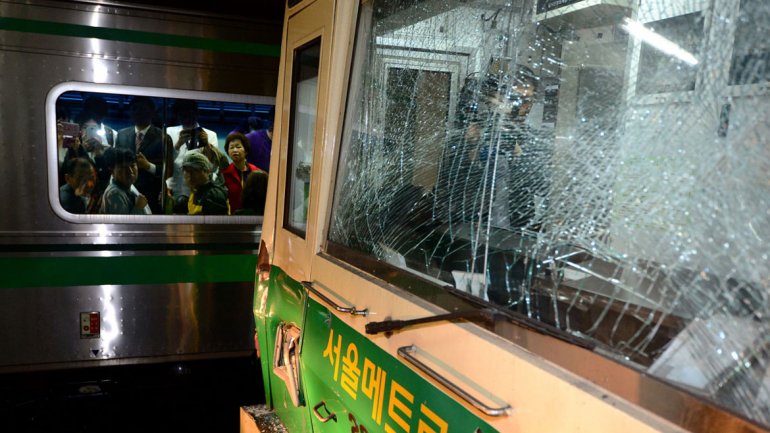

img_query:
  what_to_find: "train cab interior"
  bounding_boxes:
[324,0,770,429]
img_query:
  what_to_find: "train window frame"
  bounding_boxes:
[323,1,770,431]
[626,6,711,106]
[282,37,322,238]
[46,81,275,224]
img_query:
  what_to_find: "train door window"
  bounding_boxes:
[48,83,274,223]
[284,39,321,237]
[327,0,770,429]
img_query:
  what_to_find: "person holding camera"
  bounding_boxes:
[165,99,226,214]
[82,95,117,146]
[61,110,112,199]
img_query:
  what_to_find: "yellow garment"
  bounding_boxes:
[187,191,231,215]
[188,192,203,215]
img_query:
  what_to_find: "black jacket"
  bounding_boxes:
[59,184,86,214]
[115,125,172,213]
[190,178,229,215]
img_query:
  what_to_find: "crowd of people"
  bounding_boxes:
[56,95,270,216]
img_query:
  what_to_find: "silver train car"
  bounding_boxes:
[0,0,280,372]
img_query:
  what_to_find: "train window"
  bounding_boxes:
[284,39,321,237]
[48,83,274,223]
[635,12,705,95]
[328,0,770,428]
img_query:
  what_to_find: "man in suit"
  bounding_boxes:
[115,96,172,214]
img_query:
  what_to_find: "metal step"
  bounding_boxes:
[240,405,288,433]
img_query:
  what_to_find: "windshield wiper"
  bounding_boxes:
[365,308,503,335]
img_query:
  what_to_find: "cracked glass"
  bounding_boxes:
[329,0,770,426]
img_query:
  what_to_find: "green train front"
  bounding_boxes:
[256,0,770,432]
[0,0,280,371]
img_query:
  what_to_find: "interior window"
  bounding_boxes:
[329,0,770,427]
[635,12,705,95]
[53,87,273,220]
[730,0,770,85]
[284,39,321,237]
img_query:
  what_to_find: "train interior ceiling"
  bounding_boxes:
[55,92,276,148]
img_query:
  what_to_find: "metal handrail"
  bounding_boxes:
[301,281,368,316]
[397,345,512,417]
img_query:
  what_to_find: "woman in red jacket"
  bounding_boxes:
[222,132,262,213]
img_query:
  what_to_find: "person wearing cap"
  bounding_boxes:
[166,99,226,214]
[182,152,229,215]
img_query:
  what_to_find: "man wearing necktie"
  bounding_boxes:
[116,96,173,214]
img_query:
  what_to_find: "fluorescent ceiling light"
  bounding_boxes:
[621,17,699,66]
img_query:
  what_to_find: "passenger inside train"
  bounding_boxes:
[59,157,96,215]
[236,170,268,216]
[222,132,261,213]
[82,96,117,146]
[53,91,275,218]
[61,111,111,198]
[115,96,172,214]
[182,151,230,216]
[100,147,150,215]
[228,107,273,172]
[167,99,225,214]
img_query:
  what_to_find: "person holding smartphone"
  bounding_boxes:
[82,95,117,146]
[61,111,112,198]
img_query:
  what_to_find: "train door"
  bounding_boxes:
[255,0,334,432]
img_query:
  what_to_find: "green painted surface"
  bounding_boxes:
[0,17,281,57]
[256,265,495,433]
[0,254,257,288]
[255,266,312,433]
[302,298,498,433]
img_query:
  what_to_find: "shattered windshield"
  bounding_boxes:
[329,0,770,426]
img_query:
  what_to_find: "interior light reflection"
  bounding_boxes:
[92,58,109,83]
[621,17,699,66]
[100,284,120,357]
